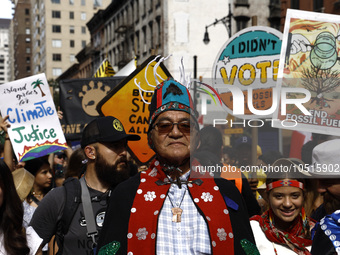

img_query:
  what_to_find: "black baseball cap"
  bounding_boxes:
[81,116,140,148]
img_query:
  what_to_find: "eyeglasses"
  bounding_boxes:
[153,121,196,134]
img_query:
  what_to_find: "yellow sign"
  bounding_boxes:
[224,128,244,134]
[97,56,172,164]
[94,59,115,77]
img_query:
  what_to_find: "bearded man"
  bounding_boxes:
[30,116,140,255]
[96,78,256,255]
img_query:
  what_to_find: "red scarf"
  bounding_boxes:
[250,209,315,255]
[127,159,234,254]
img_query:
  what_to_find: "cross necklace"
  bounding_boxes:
[168,188,187,223]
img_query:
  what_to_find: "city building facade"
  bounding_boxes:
[0,19,11,85]
[10,0,111,81]
[11,0,32,80]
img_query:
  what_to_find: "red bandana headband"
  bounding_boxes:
[266,180,304,191]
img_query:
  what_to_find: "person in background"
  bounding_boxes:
[299,135,325,217]
[222,145,237,166]
[250,158,315,254]
[52,151,67,187]
[0,159,42,255]
[30,116,140,255]
[23,156,52,254]
[309,139,340,255]
[64,147,87,179]
[234,136,262,193]
[0,114,53,228]
[194,125,261,217]
[257,150,284,213]
[23,156,53,226]
[0,115,15,170]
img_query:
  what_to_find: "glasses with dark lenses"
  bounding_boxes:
[154,121,195,134]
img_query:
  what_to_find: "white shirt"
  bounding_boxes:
[0,226,42,255]
[250,220,311,255]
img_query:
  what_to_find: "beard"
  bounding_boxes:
[95,153,131,188]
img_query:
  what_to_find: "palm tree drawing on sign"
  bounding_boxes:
[31,79,46,97]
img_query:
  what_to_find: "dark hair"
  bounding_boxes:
[24,156,50,176]
[259,150,283,165]
[24,156,51,201]
[65,148,87,179]
[197,126,223,156]
[301,140,318,165]
[266,158,307,188]
[0,159,30,254]
[222,146,236,161]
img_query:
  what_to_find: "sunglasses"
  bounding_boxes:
[153,120,196,134]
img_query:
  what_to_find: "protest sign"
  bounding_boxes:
[212,26,282,119]
[0,74,68,162]
[59,77,125,140]
[97,56,172,164]
[273,9,340,136]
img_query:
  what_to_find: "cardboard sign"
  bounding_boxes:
[273,9,340,136]
[212,26,282,119]
[97,56,172,164]
[0,74,68,162]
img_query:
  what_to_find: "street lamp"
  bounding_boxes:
[203,27,210,44]
[203,3,232,44]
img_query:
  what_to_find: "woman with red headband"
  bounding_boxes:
[250,158,315,254]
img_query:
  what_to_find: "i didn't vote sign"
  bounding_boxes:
[0,73,68,162]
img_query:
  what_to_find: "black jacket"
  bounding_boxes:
[96,172,256,254]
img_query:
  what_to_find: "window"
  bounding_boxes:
[52,11,61,18]
[26,37,31,43]
[314,0,323,11]
[52,25,61,33]
[235,16,250,32]
[69,26,75,34]
[25,9,29,15]
[53,68,62,76]
[70,11,74,19]
[70,40,75,47]
[235,0,249,5]
[142,26,147,53]
[26,48,31,54]
[26,28,30,34]
[81,12,86,20]
[156,16,161,46]
[149,22,153,49]
[70,54,75,62]
[53,54,62,61]
[143,0,147,16]
[81,26,86,34]
[26,66,31,72]
[81,40,86,48]
[26,57,30,63]
[81,0,86,6]
[52,39,62,47]
[291,0,299,9]
[51,0,61,3]
[69,0,74,4]
[93,0,102,7]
